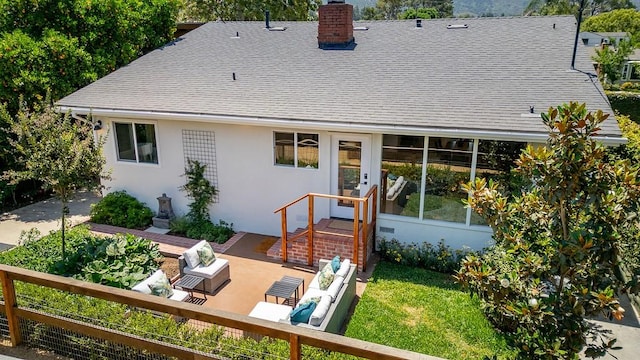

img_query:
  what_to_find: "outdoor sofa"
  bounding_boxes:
[131,269,189,302]
[249,258,356,333]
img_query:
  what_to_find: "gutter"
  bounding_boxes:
[57,106,627,146]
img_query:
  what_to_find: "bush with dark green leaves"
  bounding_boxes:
[607,91,640,123]
[378,238,473,274]
[170,217,234,244]
[89,191,153,229]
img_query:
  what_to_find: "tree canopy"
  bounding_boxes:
[582,8,640,45]
[2,101,109,257]
[457,102,640,358]
[0,0,180,113]
[524,0,636,16]
[361,0,453,20]
[179,0,321,21]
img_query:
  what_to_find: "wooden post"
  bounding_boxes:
[289,333,301,360]
[353,205,360,268]
[362,197,369,272]
[281,209,288,262]
[307,195,314,266]
[0,271,21,346]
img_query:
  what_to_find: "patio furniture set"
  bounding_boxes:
[131,240,356,333]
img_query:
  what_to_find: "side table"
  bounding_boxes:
[174,274,207,302]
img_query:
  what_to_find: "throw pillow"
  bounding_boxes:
[148,274,174,298]
[290,301,317,323]
[197,242,216,266]
[331,255,341,273]
[318,262,335,291]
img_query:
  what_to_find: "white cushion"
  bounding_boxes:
[249,301,292,322]
[326,276,344,302]
[131,269,165,295]
[308,272,322,290]
[335,259,351,278]
[169,289,190,302]
[300,287,326,303]
[309,295,332,326]
[183,240,208,269]
[183,258,229,278]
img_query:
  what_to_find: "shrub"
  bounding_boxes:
[607,90,640,123]
[90,191,153,229]
[378,238,473,274]
[456,103,639,358]
[170,217,234,244]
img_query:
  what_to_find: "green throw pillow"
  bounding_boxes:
[318,262,335,290]
[290,301,317,323]
[331,255,341,273]
[197,242,216,266]
[148,275,174,298]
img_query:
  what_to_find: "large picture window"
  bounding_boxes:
[114,122,158,164]
[380,134,526,226]
[274,132,318,168]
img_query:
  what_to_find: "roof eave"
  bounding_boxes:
[58,106,627,146]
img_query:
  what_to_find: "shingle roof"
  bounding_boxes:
[58,16,621,139]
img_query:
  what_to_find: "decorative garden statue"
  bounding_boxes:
[152,193,175,228]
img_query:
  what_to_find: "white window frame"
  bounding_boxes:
[273,131,319,169]
[113,121,160,165]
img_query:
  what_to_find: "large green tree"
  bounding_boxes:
[593,38,635,82]
[2,102,109,258]
[524,0,635,15]
[582,8,640,45]
[179,0,320,21]
[0,0,180,113]
[362,0,452,20]
[456,102,640,359]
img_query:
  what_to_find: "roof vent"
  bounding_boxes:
[265,10,270,29]
[416,19,422,28]
[353,26,368,31]
[447,24,468,29]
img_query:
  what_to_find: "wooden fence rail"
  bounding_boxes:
[0,264,439,360]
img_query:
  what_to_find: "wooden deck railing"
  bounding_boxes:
[0,264,438,360]
[274,185,378,271]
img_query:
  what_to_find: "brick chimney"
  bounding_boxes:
[317,0,354,49]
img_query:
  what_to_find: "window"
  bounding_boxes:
[422,137,474,223]
[380,135,424,217]
[114,122,158,164]
[274,132,318,168]
[379,134,526,226]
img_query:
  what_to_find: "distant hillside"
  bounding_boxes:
[453,0,530,16]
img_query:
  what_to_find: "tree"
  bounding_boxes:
[399,7,439,19]
[456,102,640,358]
[582,8,640,46]
[524,0,635,16]
[593,38,635,83]
[179,0,320,21]
[2,101,109,258]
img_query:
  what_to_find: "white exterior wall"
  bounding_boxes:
[96,116,495,249]
[98,117,333,236]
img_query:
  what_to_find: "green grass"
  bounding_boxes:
[344,262,514,359]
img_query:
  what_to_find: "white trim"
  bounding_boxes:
[61,106,627,146]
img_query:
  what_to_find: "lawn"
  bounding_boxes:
[344,261,514,359]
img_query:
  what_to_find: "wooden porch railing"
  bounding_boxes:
[0,264,438,360]
[273,185,378,271]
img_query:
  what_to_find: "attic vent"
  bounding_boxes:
[447,24,468,29]
[353,26,368,31]
[379,226,395,234]
[268,27,287,31]
[416,19,422,28]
